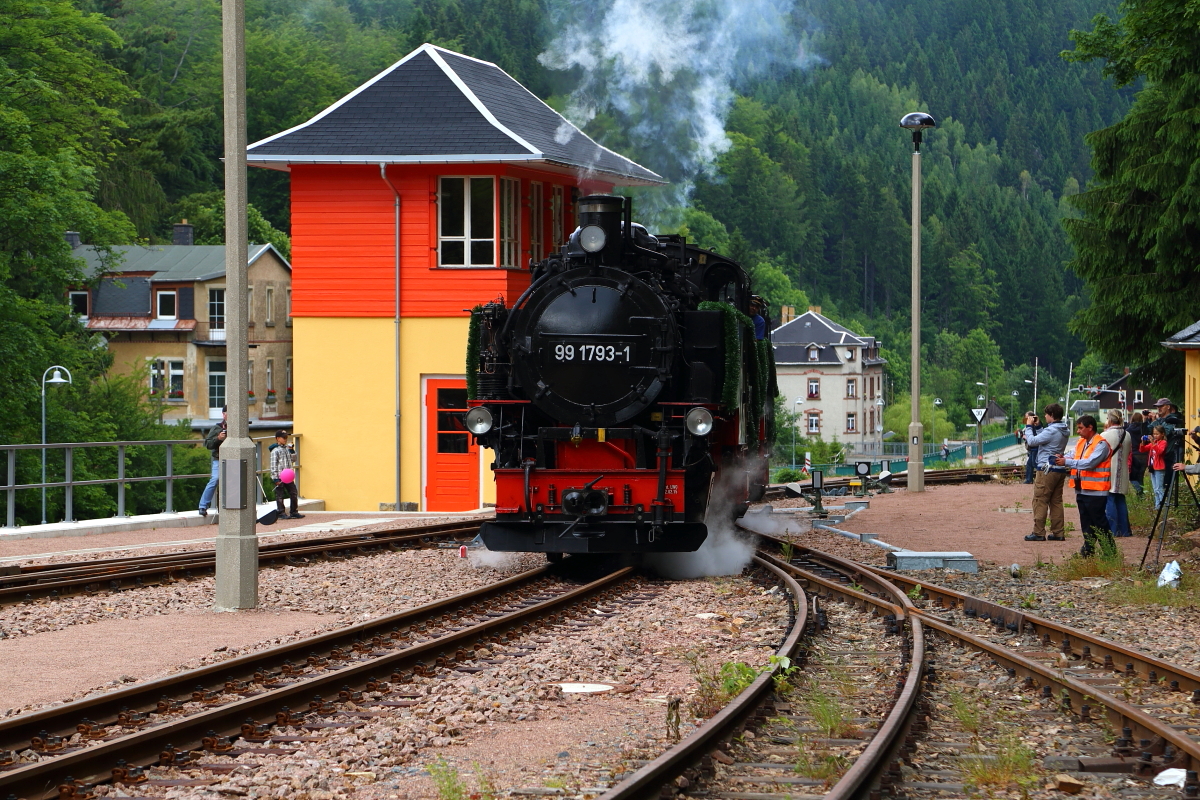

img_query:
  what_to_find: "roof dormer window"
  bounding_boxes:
[845,348,855,361]
[157,290,177,320]
[808,347,819,361]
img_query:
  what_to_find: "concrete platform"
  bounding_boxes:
[0,498,327,541]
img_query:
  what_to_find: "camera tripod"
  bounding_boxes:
[1139,458,1200,569]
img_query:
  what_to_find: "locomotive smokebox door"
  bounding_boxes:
[512,267,677,426]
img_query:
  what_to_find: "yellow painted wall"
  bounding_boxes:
[1187,350,1199,431]
[294,316,495,511]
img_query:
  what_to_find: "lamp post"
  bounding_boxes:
[900,111,935,491]
[41,366,73,524]
[1010,390,1019,425]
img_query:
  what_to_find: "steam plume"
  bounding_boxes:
[540,0,818,224]
[641,471,759,579]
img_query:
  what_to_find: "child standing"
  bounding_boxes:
[269,430,303,520]
[1140,427,1168,508]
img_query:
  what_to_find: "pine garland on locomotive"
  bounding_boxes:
[465,195,777,555]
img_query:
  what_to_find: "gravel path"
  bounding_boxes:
[61,570,791,800]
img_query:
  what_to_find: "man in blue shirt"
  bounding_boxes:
[1023,403,1070,542]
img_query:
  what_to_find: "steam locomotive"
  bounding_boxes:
[465,195,775,556]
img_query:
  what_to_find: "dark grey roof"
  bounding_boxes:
[93,277,151,317]
[246,44,663,186]
[1164,320,1200,348]
[773,311,868,346]
[76,244,282,282]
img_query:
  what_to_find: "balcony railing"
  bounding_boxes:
[193,322,227,342]
[2,434,301,528]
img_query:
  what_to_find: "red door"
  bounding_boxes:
[425,379,479,511]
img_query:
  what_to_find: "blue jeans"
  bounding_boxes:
[1150,469,1166,509]
[199,459,219,511]
[1106,493,1130,536]
[1024,448,1038,483]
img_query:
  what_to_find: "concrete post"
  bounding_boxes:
[215,0,258,610]
[907,147,925,491]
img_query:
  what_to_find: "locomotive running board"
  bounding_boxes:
[479,520,707,554]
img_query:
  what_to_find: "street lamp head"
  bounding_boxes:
[1011,390,1019,397]
[46,369,69,385]
[933,398,942,406]
[900,112,936,130]
[900,112,936,151]
[1024,379,1034,384]
[975,382,985,386]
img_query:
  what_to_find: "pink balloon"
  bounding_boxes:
[280,468,295,484]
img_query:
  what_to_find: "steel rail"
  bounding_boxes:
[761,550,929,800]
[0,565,550,757]
[0,566,635,800]
[0,520,482,605]
[854,561,1200,694]
[768,539,1200,774]
[598,557,806,800]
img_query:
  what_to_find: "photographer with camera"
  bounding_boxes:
[1023,403,1070,542]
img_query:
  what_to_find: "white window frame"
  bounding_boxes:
[69,290,89,318]
[846,347,856,361]
[246,287,254,325]
[208,288,226,340]
[846,378,857,398]
[150,359,183,397]
[247,360,254,401]
[807,378,820,399]
[266,358,274,394]
[157,290,177,320]
[207,358,227,418]
[551,185,564,248]
[286,358,292,396]
[530,181,544,262]
[500,177,520,268]
[807,413,821,434]
[846,412,857,432]
[808,347,819,361]
[1135,389,1144,404]
[285,287,292,325]
[438,176,496,267]
[265,286,275,325]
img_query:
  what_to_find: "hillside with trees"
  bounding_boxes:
[0,0,1141,467]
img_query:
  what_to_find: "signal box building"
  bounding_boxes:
[247,43,662,511]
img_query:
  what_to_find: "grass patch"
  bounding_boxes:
[794,745,851,781]
[947,687,983,734]
[428,758,468,800]
[801,680,858,738]
[1051,536,1125,580]
[1106,572,1200,607]
[961,735,1038,789]
[682,653,761,717]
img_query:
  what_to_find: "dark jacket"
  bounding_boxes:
[203,421,227,460]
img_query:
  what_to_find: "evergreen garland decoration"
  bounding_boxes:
[465,306,483,400]
[697,301,744,409]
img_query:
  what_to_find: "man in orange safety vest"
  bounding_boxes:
[1054,414,1115,557]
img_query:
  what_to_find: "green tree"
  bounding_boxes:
[1062,0,1200,384]
[172,191,292,260]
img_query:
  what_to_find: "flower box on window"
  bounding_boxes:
[285,387,293,403]
[248,390,256,404]
[266,390,277,405]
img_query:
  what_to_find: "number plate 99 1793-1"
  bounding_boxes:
[552,343,634,363]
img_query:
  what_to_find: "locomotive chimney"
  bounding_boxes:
[575,195,625,263]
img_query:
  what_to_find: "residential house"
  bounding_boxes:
[70,225,294,429]
[245,43,662,511]
[1084,370,1154,415]
[1164,322,1200,432]
[772,309,887,449]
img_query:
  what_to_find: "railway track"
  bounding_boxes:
[0,561,647,799]
[600,538,1200,798]
[0,519,482,606]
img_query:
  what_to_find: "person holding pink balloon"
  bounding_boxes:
[269,430,303,520]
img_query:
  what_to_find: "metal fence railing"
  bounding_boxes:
[777,434,1019,480]
[2,434,301,528]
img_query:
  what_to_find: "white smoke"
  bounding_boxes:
[641,471,759,579]
[539,0,820,224]
[467,546,524,571]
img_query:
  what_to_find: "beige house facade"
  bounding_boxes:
[773,310,887,450]
[72,227,294,427]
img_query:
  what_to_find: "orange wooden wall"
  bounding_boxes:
[290,164,614,318]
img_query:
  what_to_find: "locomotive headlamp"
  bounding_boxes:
[685,407,714,436]
[465,406,494,435]
[579,225,607,253]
